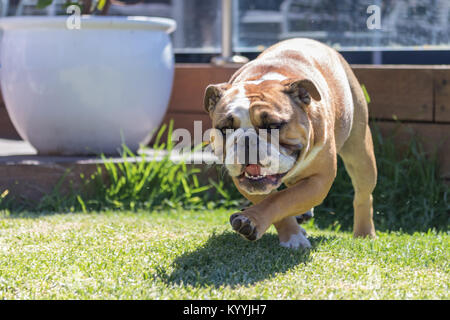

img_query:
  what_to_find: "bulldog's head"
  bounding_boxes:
[204,78,321,195]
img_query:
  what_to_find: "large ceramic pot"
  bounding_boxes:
[0,16,176,155]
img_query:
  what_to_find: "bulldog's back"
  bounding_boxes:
[230,38,355,150]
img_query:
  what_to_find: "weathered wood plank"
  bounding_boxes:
[434,69,450,122]
[167,64,239,113]
[167,65,437,122]
[354,67,434,121]
[161,112,212,132]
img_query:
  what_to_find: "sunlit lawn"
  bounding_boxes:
[0,209,448,299]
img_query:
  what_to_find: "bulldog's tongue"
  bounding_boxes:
[245,164,261,176]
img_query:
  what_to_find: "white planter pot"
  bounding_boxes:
[0,16,176,155]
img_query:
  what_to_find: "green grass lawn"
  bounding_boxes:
[0,209,448,299]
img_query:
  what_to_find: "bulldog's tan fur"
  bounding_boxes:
[204,39,377,248]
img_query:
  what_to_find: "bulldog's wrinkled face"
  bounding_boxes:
[204,78,321,195]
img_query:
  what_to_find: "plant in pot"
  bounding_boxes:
[0,0,176,155]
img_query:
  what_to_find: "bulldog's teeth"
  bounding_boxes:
[244,173,266,180]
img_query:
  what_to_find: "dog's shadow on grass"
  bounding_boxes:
[160,231,334,288]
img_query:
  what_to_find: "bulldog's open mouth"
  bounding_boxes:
[237,164,287,189]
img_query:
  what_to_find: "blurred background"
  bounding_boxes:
[1,0,449,64]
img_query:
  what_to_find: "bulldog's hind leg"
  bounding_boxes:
[296,208,314,224]
[339,124,377,238]
[338,54,377,238]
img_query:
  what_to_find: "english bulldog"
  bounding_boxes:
[204,39,377,248]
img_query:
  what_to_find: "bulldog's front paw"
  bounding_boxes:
[280,227,311,249]
[230,213,258,241]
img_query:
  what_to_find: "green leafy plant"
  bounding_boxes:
[78,123,213,211]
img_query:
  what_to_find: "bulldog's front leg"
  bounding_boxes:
[229,184,271,242]
[230,169,335,248]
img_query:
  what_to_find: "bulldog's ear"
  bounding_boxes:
[203,83,230,113]
[282,78,321,105]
